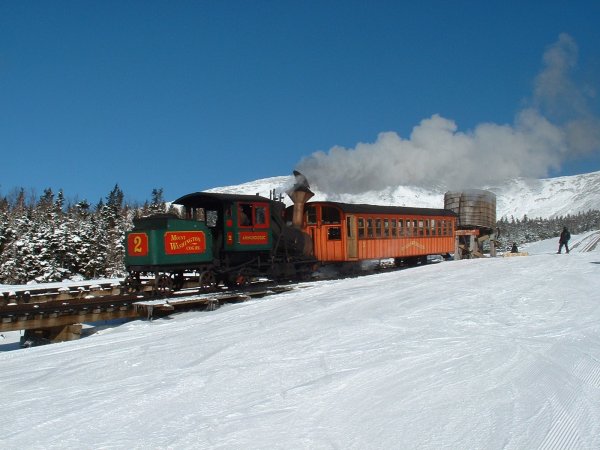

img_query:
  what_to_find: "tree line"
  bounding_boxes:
[0,185,169,285]
[496,210,600,250]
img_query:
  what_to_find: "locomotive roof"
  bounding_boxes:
[301,201,457,217]
[173,192,274,208]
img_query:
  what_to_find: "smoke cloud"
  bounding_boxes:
[296,33,600,194]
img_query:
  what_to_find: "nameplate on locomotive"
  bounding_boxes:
[239,231,269,245]
[164,231,206,254]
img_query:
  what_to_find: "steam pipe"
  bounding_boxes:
[286,171,314,229]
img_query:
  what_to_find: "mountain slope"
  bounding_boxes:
[206,171,600,220]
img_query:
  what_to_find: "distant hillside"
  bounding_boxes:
[206,171,600,220]
[486,171,600,219]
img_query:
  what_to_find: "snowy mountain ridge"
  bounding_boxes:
[206,170,600,220]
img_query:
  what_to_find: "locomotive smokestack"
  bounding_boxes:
[286,170,314,228]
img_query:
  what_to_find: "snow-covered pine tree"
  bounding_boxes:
[99,184,129,277]
[149,188,166,214]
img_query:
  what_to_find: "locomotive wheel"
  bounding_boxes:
[156,274,173,295]
[225,269,251,287]
[198,271,217,291]
[234,269,253,287]
[123,274,141,294]
[172,272,185,291]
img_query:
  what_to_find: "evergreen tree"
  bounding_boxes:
[31,188,69,282]
[99,184,129,277]
[149,188,166,214]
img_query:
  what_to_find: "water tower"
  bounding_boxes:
[444,190,497,259]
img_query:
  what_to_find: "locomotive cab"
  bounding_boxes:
[173,192,314,275]
[174,192,274,261]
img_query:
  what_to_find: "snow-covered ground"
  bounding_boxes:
[1,231,600,449]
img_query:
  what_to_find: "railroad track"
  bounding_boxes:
[0,259,420,346]
[0,279,294,342]
[576,230,600,253]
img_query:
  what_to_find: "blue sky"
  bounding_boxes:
[1,1,600,203]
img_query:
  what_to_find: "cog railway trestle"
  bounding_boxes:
[0,279,293,346]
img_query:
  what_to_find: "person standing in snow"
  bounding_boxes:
[557,226,571,254]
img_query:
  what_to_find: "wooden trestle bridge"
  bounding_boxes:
[0,280,291,346]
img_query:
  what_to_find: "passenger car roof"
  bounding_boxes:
[301,201,457,217]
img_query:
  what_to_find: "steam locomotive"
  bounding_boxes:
[124,172,457,293]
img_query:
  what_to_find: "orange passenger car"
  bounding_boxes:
[287,202,456,265]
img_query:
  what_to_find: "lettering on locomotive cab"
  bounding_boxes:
[239,231,269,245]
[164,231,206,255]
[127,233,148,257]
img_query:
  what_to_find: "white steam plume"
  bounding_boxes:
[296,33,600,193]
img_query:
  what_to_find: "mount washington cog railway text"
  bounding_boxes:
[165,232,206,254]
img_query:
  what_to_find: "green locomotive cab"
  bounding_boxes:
[173,192,275,258]
[229,200,273,251]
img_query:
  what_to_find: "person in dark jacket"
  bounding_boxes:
[557,226,571,254]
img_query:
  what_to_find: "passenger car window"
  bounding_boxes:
[322,206,341,224]
[367,219,374,237]
[306,205,317,225]
[327,227,341,240]
[358,218,365,238]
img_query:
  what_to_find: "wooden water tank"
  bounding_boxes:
[444,190,496,229]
